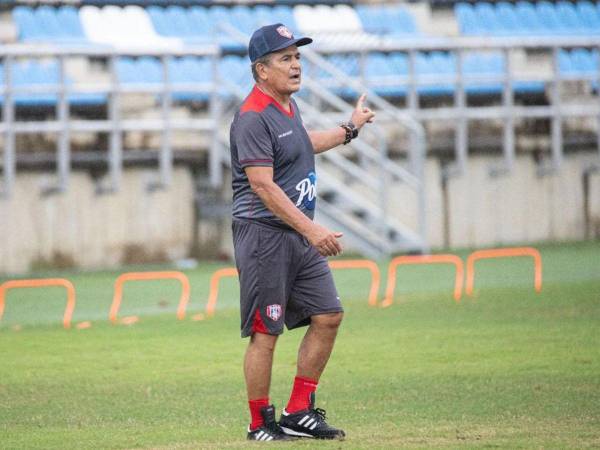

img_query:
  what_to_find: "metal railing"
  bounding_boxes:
[315,36,600,177]
[0,43,221,197]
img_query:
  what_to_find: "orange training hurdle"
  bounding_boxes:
[382,254,464,307]
[0,278,76,329]
[465,247,542,296]
[328,259,381,307]
[109,271,191,324]
[206,267,238,318]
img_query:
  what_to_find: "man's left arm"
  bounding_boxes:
[308,94,376,154]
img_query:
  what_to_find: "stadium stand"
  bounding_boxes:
[115,55,252,102]
[3,2,598,106]
[0,59,106,107]
[3,2,597,110]
[79,5,183,50]
[455,1,600,36]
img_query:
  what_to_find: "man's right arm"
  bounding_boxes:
[245,166,343,257]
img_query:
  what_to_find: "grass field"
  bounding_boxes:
[1,242,599,449]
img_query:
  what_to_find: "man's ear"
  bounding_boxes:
[256,63,268,82]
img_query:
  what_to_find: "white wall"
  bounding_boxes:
[0,153,598,274]
[0,168,194,274]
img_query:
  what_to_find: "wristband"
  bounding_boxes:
[340,121,359,145]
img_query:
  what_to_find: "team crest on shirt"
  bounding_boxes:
[276,26,293,39]
[295,171,317,211]
[266,304,282,321]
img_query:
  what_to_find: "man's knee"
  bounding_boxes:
[311,312,344,330]
[249,332,278,353]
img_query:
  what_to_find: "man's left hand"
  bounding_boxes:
[351,94,376,129]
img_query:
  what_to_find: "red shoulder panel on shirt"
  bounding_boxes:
[240,85,294,118]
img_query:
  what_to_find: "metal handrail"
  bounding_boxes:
[0,44,221,197]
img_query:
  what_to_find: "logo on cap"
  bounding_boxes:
[276,26,293,39]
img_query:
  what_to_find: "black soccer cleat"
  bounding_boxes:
[279,393,346,440]
[247,404,294,441]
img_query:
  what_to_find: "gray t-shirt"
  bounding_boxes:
[230,85,317,229]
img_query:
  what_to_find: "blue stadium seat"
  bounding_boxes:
[463,53,503,95]
[474,3,503,35]
[220,55,253,97]
[12,6,89,44]
[496,2,527,36]
[457,1,598,37]
[388,5,419,36]
[117,57,162,85]
[148,6,212,44]
[146,6,170,36]
[537,1,572,34]
[57,6,88,41]
[355,4,419,37]
[365,53,407,98]
[556,1,586,34]
[187,7,213,41]
[576,1,600,33]
[164,6,196,38]
[169,56,212,102]
[0,60,104,107]
[270,6,297,34]
[230,5,257,36]
[253,4,274,27]
[455,3,484,35]
[13,7,46,41]
[515,2,547,35]
[558,48,600,93]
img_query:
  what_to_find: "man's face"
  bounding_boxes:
[259,45,302,95]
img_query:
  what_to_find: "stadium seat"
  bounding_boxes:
[0,59,105,107]
[365,53,406,98]
[355,4,419,37]
[169,56,213,102]
[496,2,526,36]
[455,3,483,35]
[456,1,598,36]
[576,1,600,33]
[220,55,253,97]
[80,6,182,50]
[13,6,89,44]
[474,2,503,35]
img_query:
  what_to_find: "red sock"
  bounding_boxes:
[248,398,269,430]
[286,376,318,413]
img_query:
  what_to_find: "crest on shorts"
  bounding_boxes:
[276,26,293,39]
[266,304,282,321]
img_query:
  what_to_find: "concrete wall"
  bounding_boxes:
[0,153,598,274]
[0,168,194,274]
[445,153,600,248]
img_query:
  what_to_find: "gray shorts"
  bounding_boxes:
[232,218,343,338]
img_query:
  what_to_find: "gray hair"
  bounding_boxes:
[251,53,274,82]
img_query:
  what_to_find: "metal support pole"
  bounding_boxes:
[451,48,467,178]
[407,50,420,176]
[44,55,70,195]
[407,50,418,112]
[549,46,563,173]
[208,53,223,187]
[149,54,173,191]
[493,47,515,176]
[1,56,15,198]
[597,45,600,164]
[100,54,122,194]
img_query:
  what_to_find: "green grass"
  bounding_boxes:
[1,242,599,449]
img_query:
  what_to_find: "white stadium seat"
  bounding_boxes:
[80,5,182,50]
[293,4,378,49]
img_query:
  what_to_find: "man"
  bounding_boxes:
[229,23,375,441]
